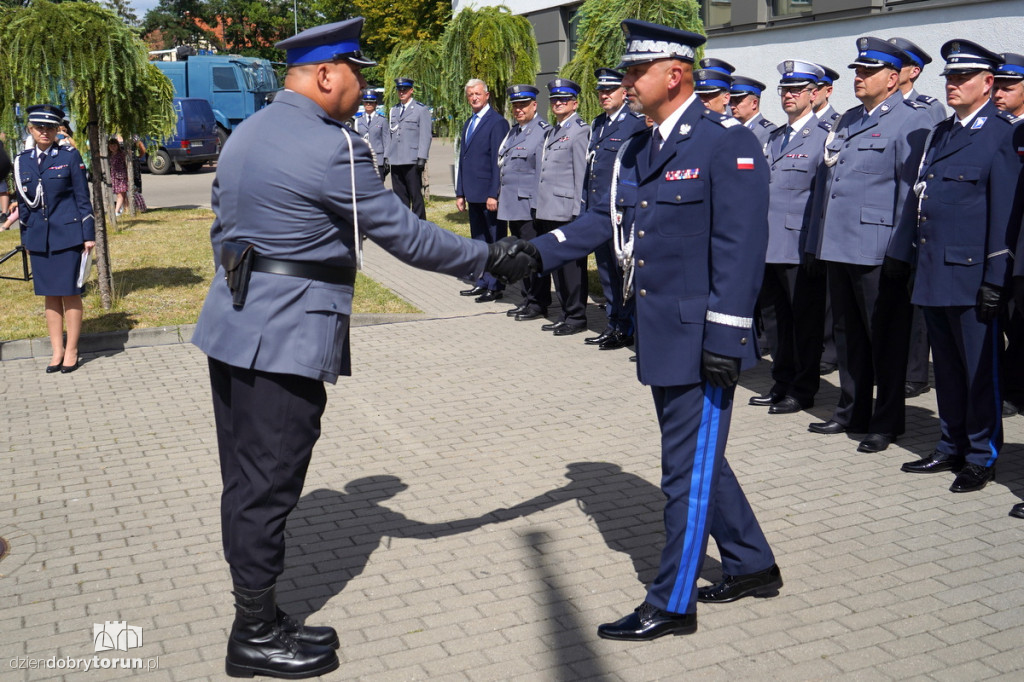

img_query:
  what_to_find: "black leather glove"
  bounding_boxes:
[801,253,825,278]
[1014,277,1024,313]
[701,350,741,389]
[881,256,911,280]
[485,237,541,283]
[975,283,1005,323]
[415,158,427,172]
[381,160,390,178]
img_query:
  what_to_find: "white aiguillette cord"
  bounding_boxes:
[339,126,362,271]
[13,155,45,210]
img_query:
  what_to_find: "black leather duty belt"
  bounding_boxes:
[252,254,356,286]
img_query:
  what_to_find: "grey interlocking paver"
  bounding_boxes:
[3,235,1024,681]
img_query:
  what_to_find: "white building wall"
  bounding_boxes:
[707,0,1024,124]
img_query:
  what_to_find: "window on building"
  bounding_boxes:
[702,0,732,28]
[772,0,812,19]
[565,3,583,59]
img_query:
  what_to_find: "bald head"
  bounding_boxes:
[284,60,366,122]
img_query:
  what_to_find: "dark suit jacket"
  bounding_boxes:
[533,98,769,387]
[456,106,509,203]
[15,145,94,253]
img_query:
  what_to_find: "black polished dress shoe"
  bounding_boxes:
[808,419,847,435]
[768,396,809,414]
[749,391,782,407]
[598,332,633,350]
[857,433,895,453]
[901,451,965,474]
[460,286,486,297]
[697,564,783,603]
[596,602,697,641]
[506,303,528,317]
[541,321,565,332]
[905,381,931,398]
[475,290,504,303]
[515,309,545,321]
[819,361,837,376]
[1010,503,1024,519]
[950,463,994,493]
[553,323,586,336]
[584,329,614,345]
[1002,401,1022,417]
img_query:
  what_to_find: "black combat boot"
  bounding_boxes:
[225,584,339,679]
[276,608,339,649]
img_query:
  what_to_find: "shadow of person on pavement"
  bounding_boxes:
[279,476,499,617]
[490,461,722,587]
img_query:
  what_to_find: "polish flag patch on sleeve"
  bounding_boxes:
[736,157,755,170]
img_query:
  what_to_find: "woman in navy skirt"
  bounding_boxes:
[15,105,95,373]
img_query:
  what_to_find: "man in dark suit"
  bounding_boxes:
[513,19,781,641]
[192,18,532,678]
[456,79,511,303]
[804,37,931,454]
[583,67,647,350]
[895,40,1024,493]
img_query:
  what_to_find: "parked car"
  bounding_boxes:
[145,97,220,175]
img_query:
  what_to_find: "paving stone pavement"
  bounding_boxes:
[3,238,1024,681]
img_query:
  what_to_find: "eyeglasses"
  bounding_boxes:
[777,86,814,96]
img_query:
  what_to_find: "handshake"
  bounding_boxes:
[485,236,543,284]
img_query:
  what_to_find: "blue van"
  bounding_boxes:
[146,97,219,174]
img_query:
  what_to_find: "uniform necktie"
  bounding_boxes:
[780,125,793,151]
[466,114,479,144]
[649,128,661,164]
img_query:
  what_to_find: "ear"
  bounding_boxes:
[315,63,334,92]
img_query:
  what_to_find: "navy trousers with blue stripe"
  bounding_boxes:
[648,382,775,615]
[924,306,1002,467]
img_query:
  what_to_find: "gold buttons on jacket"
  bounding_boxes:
[640,200,648,208]
[639,289,647,297]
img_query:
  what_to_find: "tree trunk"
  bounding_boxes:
[87,88,113,310]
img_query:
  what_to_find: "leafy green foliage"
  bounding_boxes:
[204,0,297,61]
[560,0,704,122]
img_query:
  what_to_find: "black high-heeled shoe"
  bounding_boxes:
[45,363,62,374]
[60,358,81,374]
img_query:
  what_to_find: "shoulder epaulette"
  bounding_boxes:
[630,111,645,120]
[759,119,775,129]
[537,119,551,129]
[916,94,938,105]
[904,99,928,110]
[818,118,834,133]
[575,117,588,127]
[704,110,739,127]
[996,109,1016,123]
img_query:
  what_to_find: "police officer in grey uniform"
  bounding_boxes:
[355,88,388,178]
[813,65,842,124]
[889,37,948,126]
[387,77,432,218]
[694,68,732,114]
[805,37,931,454]
[749,61,830,415]
[534,79,592,335]
[191,18,533,679]
[498,84,551,320]
[730,76,777,148]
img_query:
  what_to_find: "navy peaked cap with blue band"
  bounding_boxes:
[816,65,840,85]
[361,88,380,101]
[699,57,735,75]
[694,69,732,94]
[547,79,580,98]
[595,68,625,89]
[508,84,539,101]
[778,60,825,86]
[275,17,376,67]
[995,52,1024,80]
[617,19,706,69]
[395,77,414,88]
[27,104,64,126]
[730,76,766,96]
[940,39,1001,75]
[887,37,932,69]
[848,36,909,71]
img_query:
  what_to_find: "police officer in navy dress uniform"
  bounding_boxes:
[511,19,782,641]
[804,37,931,454]
[534,79,592,336]
[191,18,533,678]
[895,40,1024,494]
[730,76,777,148]
[387,77,432,218]
[354,88,389,178]
[584,67,647,350]
[456,79,511,302]
[15,104,95,374]
[749,61,831,415]
[694,68,733,114]
[496,84,551,320]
